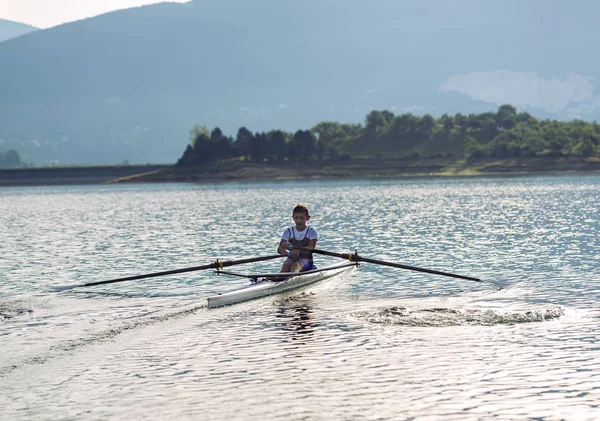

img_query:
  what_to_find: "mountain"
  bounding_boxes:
[0,0,599,164]
[0,19,38,42]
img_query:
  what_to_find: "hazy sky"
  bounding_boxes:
[1,0,189,29]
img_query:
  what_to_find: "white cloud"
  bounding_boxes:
[237,104,289,116]
[439,70,597,113]
[403,105,427,113]
[1,0,190,29]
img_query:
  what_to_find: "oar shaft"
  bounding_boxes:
[291,246,483,283]
[357,256,482,282]
[77,254,285,288]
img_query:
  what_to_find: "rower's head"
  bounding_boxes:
[292,204,310,226]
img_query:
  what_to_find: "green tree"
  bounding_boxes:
[177,126,213,165]
[290,130,316,161]
[0,149,22,168]
[267,130,289,161]
[365,110,394,134]
[389,113,418,150]
[248,132,267,162]
[190,125,210,147]
[234,127,254,160]
[418,114,435,140]
[210,127,233,160]
[496,104,517,130]
[440,113,453,135]
[464,134,485,159]
[311,121,344,161]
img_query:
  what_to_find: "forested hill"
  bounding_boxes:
[178,106,600,165]
[1,0,600,164]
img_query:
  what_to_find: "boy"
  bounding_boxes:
[277,204,318,273]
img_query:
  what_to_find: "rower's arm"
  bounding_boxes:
[299,239,318,258]
[277,239,289,256]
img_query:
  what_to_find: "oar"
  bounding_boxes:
[50,254,286,291]
[290,246,502,286]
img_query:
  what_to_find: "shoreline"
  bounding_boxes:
[1,157,599,187]
[0,164,168,187]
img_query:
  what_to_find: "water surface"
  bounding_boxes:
[1,176,599,420]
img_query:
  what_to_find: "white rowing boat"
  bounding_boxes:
[207,261,358,308]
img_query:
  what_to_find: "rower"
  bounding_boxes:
[277,204,319,274]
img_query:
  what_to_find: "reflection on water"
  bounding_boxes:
[275,298,317,343]
[1,176,600,420]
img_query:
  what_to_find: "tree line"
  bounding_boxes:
[177,105,600,166]
[0,149,22,168]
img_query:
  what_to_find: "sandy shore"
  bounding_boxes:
[0,165,168,187]
[1,157,599,187]
[111,156,600,183]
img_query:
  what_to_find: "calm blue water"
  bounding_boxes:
[1,175,599,420]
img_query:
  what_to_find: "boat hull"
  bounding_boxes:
[207,261,357,308]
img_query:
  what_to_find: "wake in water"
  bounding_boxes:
[0,299,35,321]
[358,305,565,327]
[0,297,209,378]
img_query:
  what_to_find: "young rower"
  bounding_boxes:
[277,204,318,273]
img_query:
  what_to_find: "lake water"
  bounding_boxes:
[1,175,599,420]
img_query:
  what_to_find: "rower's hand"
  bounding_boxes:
[286,244,301,257]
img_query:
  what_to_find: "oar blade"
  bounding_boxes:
[483,279,510,289]
[48,284,85,292]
